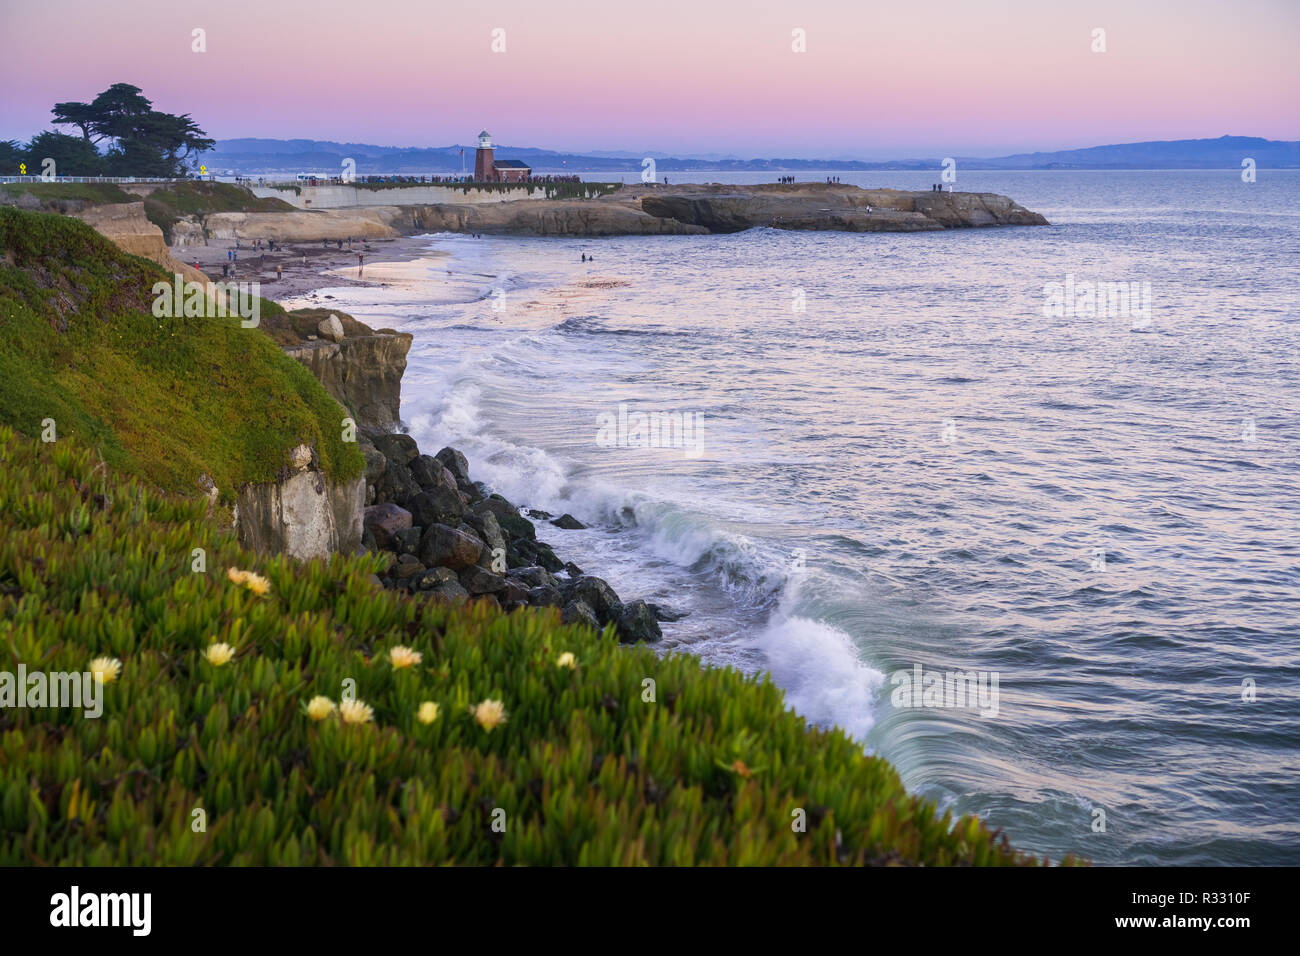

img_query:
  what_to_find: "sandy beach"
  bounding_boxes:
[176,233,443,301]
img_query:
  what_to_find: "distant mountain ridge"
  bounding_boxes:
[204,135,1300,174]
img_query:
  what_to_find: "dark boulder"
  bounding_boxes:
[373,458,421,507]
[414,566,459,590]
[363,503,412,551]
[459,566,508,595]
[410,454,458,493]
[408,485,466,528]
[435,446,472,486]
[418,523,483,570]
[358,436,388,486]
[392,525,423,557]
[500,580,530,606]
[650,603,687,622]
[570,576,622,625]
[424,578,469,604]
[527,585,564,608]
[464,510,507,560]
[506,566,557,589]
[550,513,586,530]
[496,511,536,542]
[373,432,419,465]
[562,600,601,631]
[616,599,663,644]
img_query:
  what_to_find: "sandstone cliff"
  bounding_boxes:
[70,202,207,282]
[153,182,1049,243]
[282,326,412,432]
[234,443,365,559]
[408,201,707,236]
[636,183,1049,232]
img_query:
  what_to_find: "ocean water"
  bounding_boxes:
[308,170,1300,865]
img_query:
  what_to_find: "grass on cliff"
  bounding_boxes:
[257,306,394,349]
[0,183,135,206]
[140,182,295,243]
[0,206,362,502]
[0,428,1040,866]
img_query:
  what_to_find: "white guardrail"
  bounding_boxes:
[0,176,188,184]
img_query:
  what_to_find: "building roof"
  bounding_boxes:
[493,159,531,169]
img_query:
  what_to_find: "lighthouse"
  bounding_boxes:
[473,130,494,181]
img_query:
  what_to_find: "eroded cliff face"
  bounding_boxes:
[637,184,1050,233]
[234,444,364,559]
[202,207,405,241]
[70,202,207,282]
[283,329,412,432]
[409,201,707,236]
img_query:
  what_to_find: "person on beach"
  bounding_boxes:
[276,264,283,281]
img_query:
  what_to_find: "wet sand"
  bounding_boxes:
[175,235,444,302]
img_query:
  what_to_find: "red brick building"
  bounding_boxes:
[473,130,531,182]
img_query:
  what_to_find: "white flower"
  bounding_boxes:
[389,645,422,670]
[339,698,375,725]
[471,699,507,732]
[306,696,336,721]
[204,643,235,666]
[88,657,122,684]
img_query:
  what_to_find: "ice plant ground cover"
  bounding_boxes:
[0,207,363,504]
[0,430,1046,865]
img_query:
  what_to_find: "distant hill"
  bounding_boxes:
[202,135,1300,174]
[972,136,1300,169]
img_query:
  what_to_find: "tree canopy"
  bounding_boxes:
[9,83,215,177]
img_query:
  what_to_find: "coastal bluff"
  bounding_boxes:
[407,182,1049,236]
[153,182,1049,242]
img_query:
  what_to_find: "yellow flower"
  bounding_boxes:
[305,696,336,721]
[88,657,122,684]
[471,698,507,732]
[339,698,374,725]
[389,645,422,669]
[227,567,271,596]
[204,643,235,666]
[417,701,439,724]
[556,652,577,670]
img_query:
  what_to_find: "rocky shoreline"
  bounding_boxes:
[357,427,665,644]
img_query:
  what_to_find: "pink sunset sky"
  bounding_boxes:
[0,0,1296,158]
